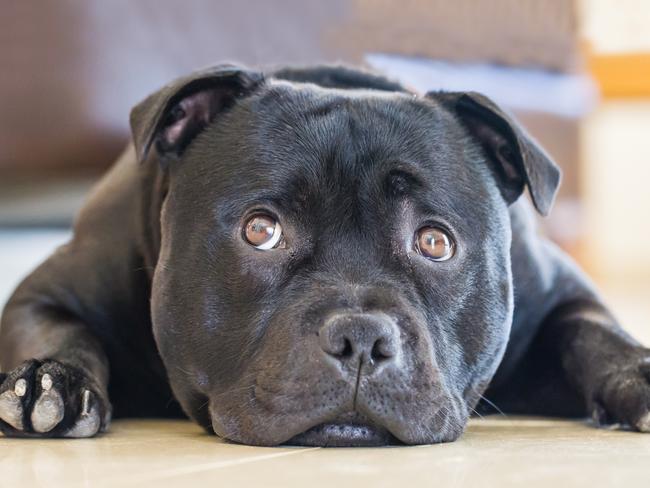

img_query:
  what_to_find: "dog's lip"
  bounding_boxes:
[285,420,399,447]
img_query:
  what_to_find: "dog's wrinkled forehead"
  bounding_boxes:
[186,81,488,224]
[252,81,467,177]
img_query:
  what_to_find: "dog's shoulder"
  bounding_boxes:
[509,197,597,324]
[510,197,566,303]
[75,145,141,232]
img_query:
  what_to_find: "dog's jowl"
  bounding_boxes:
[1,64,649,446]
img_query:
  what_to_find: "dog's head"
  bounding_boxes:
[130,64,560,446]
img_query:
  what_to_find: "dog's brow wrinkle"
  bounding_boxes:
[386,172,411,197]
[305,99,345,118]
[384,165,425,198]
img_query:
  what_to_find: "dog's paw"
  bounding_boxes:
[589,349,650,433]
[0,359,111,438]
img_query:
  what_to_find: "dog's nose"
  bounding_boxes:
[318,313,400,368]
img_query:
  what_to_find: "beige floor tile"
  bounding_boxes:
[2,417,650,488]
[1,419,313,487]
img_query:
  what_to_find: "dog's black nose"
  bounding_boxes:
[318,313,400,368]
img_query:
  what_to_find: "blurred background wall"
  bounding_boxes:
[0,0,649,301]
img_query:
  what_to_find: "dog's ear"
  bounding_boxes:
[130,64,263,163]
[431,91,561,216]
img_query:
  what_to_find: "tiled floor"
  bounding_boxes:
[1,230,649,487]
[2,418,650,487]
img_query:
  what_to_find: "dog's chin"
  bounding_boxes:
[285,421,399,447]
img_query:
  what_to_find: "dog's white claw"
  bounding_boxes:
[65,390,100,438]
[81,389,91,416]
[41,373,53,391]
[636,412,650,432]
[0,388,24,430]
[14,378,27,397]
[31,388,64,433]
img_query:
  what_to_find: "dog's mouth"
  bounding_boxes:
[285,412,400,447]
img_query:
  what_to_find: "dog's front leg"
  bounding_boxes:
[0,298,111,438]
[539,299,650,431]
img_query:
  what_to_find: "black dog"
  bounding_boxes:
[1,64,649,446]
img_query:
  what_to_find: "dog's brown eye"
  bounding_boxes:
[243,214,283,250]
[415,226,454,261]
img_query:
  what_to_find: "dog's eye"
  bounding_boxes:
[415,226,454,261]
[243,214,284,250]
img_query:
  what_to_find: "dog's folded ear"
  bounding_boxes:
[431,91,561,216]
[130,64,263,163]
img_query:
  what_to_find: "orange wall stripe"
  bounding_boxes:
[588,53,650,98]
